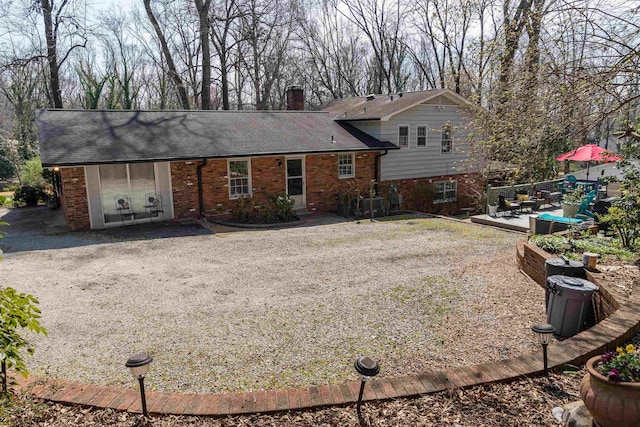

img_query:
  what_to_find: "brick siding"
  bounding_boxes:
[390,172,484,215]
[306,152,377,212]
[172,153,380,220]
[60,167,90,231]
[170,161,200,218]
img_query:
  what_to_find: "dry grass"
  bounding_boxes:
[5,217,543,394]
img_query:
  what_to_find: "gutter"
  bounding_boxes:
[197,159,208,218]
[374,150,389,184]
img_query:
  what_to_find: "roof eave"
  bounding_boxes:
[42,146,398,168]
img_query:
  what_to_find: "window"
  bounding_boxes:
[398,125,409,148]
[228,159,251,198]
[441,125,453,154]
[338,153,355,178]
[99,163,156,224]
[417,126,427,147]
[434,181,457,203]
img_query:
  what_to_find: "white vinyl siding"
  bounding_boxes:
[434,181,457,203]
[365,104,474,181]
[338,153,355,178]
[417,126,427,147]
[228,159,251,198]
[398,125,409,148]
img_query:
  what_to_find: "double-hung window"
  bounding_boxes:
[434,181,457,203]
[417,126,427,147]
[338,153,355,178]
[441,125,453,154]
[228,159,251,198]
[398,125,409,148]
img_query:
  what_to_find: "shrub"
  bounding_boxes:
[13,185,47,207]
[231,195,256,222]
[0,286,47,392]
[267,193,295,221]
[529,234,568,254]
[18,158,45,188]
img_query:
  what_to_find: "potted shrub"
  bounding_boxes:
[580,345,640,427]
[561,189,583,217]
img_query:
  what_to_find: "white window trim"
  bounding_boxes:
[441,125,453,155]
[227,158,252,199]
[416,125,427,148]
[398,124,410,148]
[433,180,457,203]
[338,153,355,179]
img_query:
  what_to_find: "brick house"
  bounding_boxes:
[37,88,480,231]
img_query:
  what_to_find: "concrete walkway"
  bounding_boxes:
[12,266,640,417]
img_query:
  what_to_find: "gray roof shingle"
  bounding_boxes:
[322,89,469,121]
[37,110,396,167]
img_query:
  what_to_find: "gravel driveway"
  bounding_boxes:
[2,211,544,394]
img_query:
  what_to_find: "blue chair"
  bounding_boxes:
[576,190,597,219]
[563,175,577,191]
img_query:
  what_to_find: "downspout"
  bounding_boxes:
[374,150,388,184]
[197,159,207,218]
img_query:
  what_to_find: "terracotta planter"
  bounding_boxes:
[580,356,640,427]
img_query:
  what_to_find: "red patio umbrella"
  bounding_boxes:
[556,144,622,180]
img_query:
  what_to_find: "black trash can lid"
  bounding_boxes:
[545,257,583,269]
[547,275,598,292]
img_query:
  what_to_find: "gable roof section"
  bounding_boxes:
[37,110,397,167]
[323,89,470,122]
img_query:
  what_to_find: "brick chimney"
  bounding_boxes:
[286,86,304,111]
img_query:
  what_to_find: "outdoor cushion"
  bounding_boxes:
[538,213,584,224]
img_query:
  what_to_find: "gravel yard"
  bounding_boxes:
[2,214,544,394]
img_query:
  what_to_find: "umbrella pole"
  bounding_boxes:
[586,161,590,182]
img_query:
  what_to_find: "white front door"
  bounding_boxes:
[286,157,305,209]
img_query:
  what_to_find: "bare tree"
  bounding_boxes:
[143,0,191,109]
[238,0,295,110]
[210,0,241,110]
[335,0,409,94]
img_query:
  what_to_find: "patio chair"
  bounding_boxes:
[563,175,577,191]
[114,195,133,224]
[143,193,164,221]
[498,194,520,216]
[575,190,597,219]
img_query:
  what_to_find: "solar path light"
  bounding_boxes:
[354,356,379,427]
[532,323,555,374]
[125,353,153,418]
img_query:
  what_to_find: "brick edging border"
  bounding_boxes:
[11,242,640,417]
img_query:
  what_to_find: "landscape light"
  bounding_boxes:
[532,323,555,374]
[354,356,379,427]
[125,353,153,418]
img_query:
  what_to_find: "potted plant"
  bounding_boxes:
[561,189,583,217]
[580,345,640,427]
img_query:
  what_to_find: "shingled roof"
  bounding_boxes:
[37,109,397,167]
[322,89,469,121]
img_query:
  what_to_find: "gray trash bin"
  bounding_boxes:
[545,256,586,279]
[546,275,598,337]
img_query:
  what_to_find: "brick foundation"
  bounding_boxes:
[60,167,90,231]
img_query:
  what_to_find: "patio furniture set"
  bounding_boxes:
[495,190,561,217]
